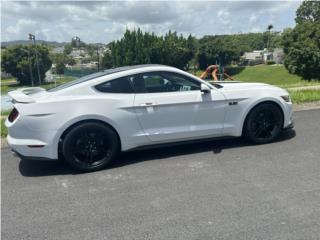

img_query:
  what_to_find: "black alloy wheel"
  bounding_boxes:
[62,122,119,171]
[244,103,283,144]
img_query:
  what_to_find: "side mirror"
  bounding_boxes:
[200,83,211,93]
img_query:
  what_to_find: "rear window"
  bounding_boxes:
[47,66,140,92]
[94,77,134,93]
[48,72,108,92]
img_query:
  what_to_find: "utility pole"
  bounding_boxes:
[27,44,34,87]
[96,46,100,71]
[72,36,81,77]
[29,33,41,85]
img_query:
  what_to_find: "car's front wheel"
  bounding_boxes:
[62,122,119,171]
[244,103,283,144]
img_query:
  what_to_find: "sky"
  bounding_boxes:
[1,1,302,44]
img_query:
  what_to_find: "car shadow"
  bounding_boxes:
[110,129,296,169]
[19,159,76,177]
[19,129,296,177]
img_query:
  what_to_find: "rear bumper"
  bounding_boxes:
[6,135,56,161]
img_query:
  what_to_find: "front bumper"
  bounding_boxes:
[282,101,294,129]
[284,120,294,129]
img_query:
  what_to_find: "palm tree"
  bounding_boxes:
[267,24,274,50]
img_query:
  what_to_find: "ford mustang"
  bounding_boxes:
[6,65,294,171]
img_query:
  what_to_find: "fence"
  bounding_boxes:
[64,68,98,78]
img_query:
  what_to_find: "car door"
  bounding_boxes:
[132,71,226,143]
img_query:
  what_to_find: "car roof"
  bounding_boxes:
[101,64,166,74]
[48,64,172,92]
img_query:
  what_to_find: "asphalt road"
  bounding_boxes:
[2,109,320,240]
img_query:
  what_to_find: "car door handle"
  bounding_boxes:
[140,102,155,106]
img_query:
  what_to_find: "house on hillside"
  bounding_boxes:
[242,50,264,65]
[52,46,64,54]
[242,48,284,65]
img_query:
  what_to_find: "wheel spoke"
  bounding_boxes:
[254,126,265,137]
[69,127,112,167]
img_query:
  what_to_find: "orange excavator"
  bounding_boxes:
[199,65,234,81]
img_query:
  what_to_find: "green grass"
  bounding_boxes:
[1,76,76,94]
[1,111,9,137]
[192,65,320,88]
[1,119,7,137]
[1,110,11,116]
[233,65,320,88]
[288,89,320,104]
[1,77,17,84]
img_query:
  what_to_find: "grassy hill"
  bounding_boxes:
[233,65,319,88]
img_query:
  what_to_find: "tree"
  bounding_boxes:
[54,54,66,75]
[1,45,52,85]
[197,35,243,69]
[101,29,196,70]
[283,0,320,80]
[66,57,76,66]
[282,22,320,80]
[101,52,113,69]
[295,0,320,24]
[63,43,72,55]
[267,24,274,31]
[267,24,274,50]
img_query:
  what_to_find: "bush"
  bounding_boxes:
[224,66,245,76]
[266,61,276,65]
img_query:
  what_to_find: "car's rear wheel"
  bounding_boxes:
[62,122,119,171]
[244,103,283,144]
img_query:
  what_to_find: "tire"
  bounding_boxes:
[62,122,120,172]
[244,103,283,144]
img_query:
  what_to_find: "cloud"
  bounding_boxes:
[1,1,301,43]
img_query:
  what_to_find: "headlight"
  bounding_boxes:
[281,95,291,102]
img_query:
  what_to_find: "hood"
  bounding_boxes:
[215,82,271,91]
[210,81,288,101]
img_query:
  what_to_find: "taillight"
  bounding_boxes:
[8,108,19,122]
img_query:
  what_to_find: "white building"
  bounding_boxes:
[52,46,64,54]
[242,48,284,65]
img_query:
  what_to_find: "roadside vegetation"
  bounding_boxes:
[1,119,7,137]
[1,76,75,94]
[232,65,320,88]
[288,89,320,104]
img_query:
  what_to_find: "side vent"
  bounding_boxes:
[228,102,238,106]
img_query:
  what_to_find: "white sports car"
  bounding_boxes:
[6,65,294,171]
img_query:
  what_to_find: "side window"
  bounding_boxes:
[95,76,134,93]
[131,72,201,93]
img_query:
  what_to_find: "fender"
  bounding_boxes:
[50,114,123,159]
[238,97,286,136]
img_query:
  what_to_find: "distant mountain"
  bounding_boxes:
[1,40,68,47]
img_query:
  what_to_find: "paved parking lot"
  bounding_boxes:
[2,109,320,240]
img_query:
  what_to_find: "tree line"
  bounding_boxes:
[102,29,197,70]
[1,0,319,85]
[101,29,283,71]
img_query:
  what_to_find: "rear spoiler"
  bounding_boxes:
[8,87,46,103]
